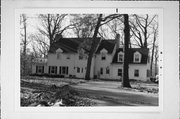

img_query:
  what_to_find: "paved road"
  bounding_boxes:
[72,81,158,106]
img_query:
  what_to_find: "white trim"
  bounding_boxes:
[56,48,63,53]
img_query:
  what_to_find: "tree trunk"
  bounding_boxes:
[22,15,27,76]
[85,14,102,80]
[122,14,131,88]
[150,31,156,77]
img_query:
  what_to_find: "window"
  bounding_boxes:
[62,67,66,74]
[134,54,140,62]
[59,66,68,75]
[36,66,44,74]
[79,55,83,60]
[147,70,150,77]
[134,52,141,63]
[118,52,124,62]
[106,67,110,74]
[100,68,103,75]
[67,55,70,59]
[101,53,106,60]
[57,52,61,59]
[77,67,80,73]
[81,68,83,73]
[134,69,139,77]
[118,69,122,76]
[49,66,57,74]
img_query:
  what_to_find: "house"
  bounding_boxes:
[32,35,150,81]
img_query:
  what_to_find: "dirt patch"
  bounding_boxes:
[21,80,96,106]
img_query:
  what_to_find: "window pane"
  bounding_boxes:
[77,67,80,73]
[57,53,61,59]
[62,67,66,74]
[59,66,61,74]
[118,69,122,76]
[66,67,68,75]
[100,68,103,74]
[101,53,106,60]
[135,54,140,62]
[81,68,83,73]
[118,54,123,62]
[67,55,70,59]
[106,67,109,74]
[134,69,139,77]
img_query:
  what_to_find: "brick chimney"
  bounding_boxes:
[115,34,120,49]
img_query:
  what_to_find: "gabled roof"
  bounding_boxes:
[95,40,116,54]
[49,37,101,53]
[49,38,86,53]
[112,48,149,64]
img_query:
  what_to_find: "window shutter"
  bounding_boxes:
[55,67,57,74]
[66,67,68,74]
[36,66,38,73]
[42,66,44,73]
[59,66,61,74]
[49,66,50,74]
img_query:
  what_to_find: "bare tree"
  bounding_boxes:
[84,14,123,80]
[30,34,49,58]
[150,25,158,76]
[38,14,74,48]
[71,14,98,38]
[130,14,157,48]
[154,45,159,76]
[20,14,28,75]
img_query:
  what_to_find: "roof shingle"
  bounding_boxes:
[95,40,116,54]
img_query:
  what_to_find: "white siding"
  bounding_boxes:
[47,53,94,78]
[111,64,150,81]
[32,51,150,81]
[129,64,149,81]
[111,64,123,80]
[48,53,76,77]
[94,54,113,79]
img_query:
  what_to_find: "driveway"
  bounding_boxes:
[72,80,158,106]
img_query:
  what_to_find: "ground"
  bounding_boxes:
[21,76,158,107]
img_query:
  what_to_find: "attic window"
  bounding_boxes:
[79,55,83,60]
[134,52,141,63]
[101,53,106,60]
[100,48,107,60]
[57,52,61,59]
[118,52,124,62]
[67,55,70,59]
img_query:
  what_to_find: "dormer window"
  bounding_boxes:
[100,48,107,60]
[56,48,63,60]
[79,55,83,60]
[118,52,124,62]
[134,51,141,63]
[101,53,106,60]
[67,55,70,59]
[57,52,61,59]
[78,48,85,60]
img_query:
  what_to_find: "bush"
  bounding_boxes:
[29,73,65,78]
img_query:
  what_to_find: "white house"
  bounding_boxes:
[32,35,150,81]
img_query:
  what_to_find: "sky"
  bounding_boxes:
[20,14,158,54]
